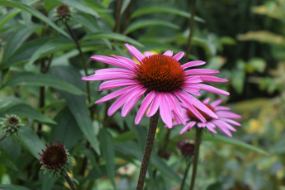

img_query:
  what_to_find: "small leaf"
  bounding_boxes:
[124,19,179,35]
[0,184,31,190]
[59,0,100,17]
[0,0,69,38]
[82,32,144,47]
[99,128,116,190]
[2,72,84,95]
[121,0,131,15]
[130,6,204,22]
[0,155,18,171]
[13,126,45,159]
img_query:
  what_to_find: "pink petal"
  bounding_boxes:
[182,60,206,69]
[196,84,230,96]
[210,121,232,137]
[90,55,134,70]
[215,106,231,111]
[135,91,156,125]
[211,99,223,107]
[205,123,217,133]
[110,55,138,67]
[185,69,220,76]
[221,118,241,126]
[82,73,134,81]
[125,43,144,63]
[147,93,161,117]
[197,123,205,128]
[217,111,241,119]
[122,88,146,117]
[144,51,153,57]
[108,85,143,116]
[95,86,135,104]
[181,87,201,96]
[163,50,173,56]
[173,52,184,61]
[95,68,134,75]
[180,121,196,134]
[212,120,236,132]
[203,98,211,104]
[98,79,139,91]
[160,94,173,128]
[167,93,186,125]
[184,76,202,84]
[200,76,228,83]
[174,91,206,123]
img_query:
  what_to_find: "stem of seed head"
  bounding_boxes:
[64,170,77,190]
[0,133,7,142]
[136,111,160,190]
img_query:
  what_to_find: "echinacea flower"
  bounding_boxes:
[82,44,229,128]
[178,98,241,137]
[39,141,73,178]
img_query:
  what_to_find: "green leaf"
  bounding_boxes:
[120,0,131,14]
[49,66,100,155]
[14,126,45,159]
[0,155,18,171]
[82,0,112,14]
[50,107,83,150]
[44,0,61,12]
[2,72,84,95]
[0,184,31,190]
[124,19,179,35]
[0,103,56,125]
[59,0,100,17]
[0,1,69,38]
[232,60,245,94]
[82,32,144,47]
[130,6,204,22]
[98,128,116,190]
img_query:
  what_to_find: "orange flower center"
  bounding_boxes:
[186,104,216,121]
[135,55,185,92]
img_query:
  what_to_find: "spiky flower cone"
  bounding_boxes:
[0,114,23,136]
[39,141,73,178]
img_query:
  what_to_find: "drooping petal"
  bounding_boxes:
[173,52,184,61]
[181,87,201,96]
[135,91,156,124]
[212,120,236,131]
[196,84,230,96]
[210,121,232,137]
[200,76,228,83]
[160,93,173,128]
[90,55,134,70]
[163,50,173,57]
[82,73,134,81]
[185,69,220,76]
[203,98,211,104]
[98,79,139,91]
[110,55,138,67]
[125,43,144,63]
[167,93,186,125]
[108,85,143,116]
[122,88,146,117]
[147,93,161,117]
[217,111,241,119]
[144,51,153,57]
[184,76,202,84]
[215,106,231,111]
[211,99,223,107]
[221,118,241,126]
[205,123,217,133]
[95,68,135,75]
[95,86,136,104]
[182,61,206,69]
[180,121,196,134]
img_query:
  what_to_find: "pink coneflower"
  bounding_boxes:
[178,98,241,137]
[82,44,229,128]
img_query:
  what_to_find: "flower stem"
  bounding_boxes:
[185,0,197,62]
[180,158,192,190]
[136,111,160,190]
[113,0,123,33]
[0,133,7,142]
[189,127,203,190]
[64,170,77,190]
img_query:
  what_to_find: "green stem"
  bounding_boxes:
[180,158,192,190]
[64,170,77,190]
[0,133,7,142]
[136,111,160,190]
[185,0,197,62]
[113,0,123,32]
[189,127,203,190]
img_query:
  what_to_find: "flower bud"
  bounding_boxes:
[0,114,23,136]
[177,141,195,157]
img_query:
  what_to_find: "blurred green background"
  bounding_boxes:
[0,0,284,189]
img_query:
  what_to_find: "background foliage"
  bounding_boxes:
[0,0,284,189]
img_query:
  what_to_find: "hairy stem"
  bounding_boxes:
[189,127,203,190]
[0,133,7,142]
[136,111,160,190]
[180,158,192,190]
[185,0,197,62]
[64,170,77,190]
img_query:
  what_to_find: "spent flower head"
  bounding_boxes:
[177,141,195,157]
[39,141,73,178]
[0,114,23,136]
[82,44,229,128]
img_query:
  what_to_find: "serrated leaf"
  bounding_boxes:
[130,6,204,22]
[13,126,45,159]
[0,0,69,38]
[2,72,84,95]
[99,128,116,190]
[0,184,31,190]
[82,32,143,47]
[124,19,179,35]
